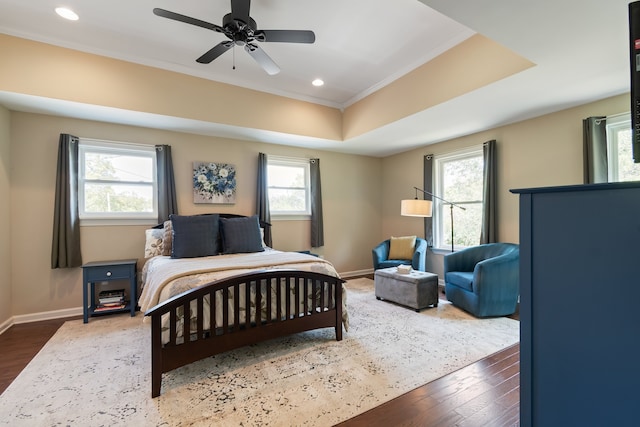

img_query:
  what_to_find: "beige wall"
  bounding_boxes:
[2,93,632,321]
[382,93,630,277]
[0,34,342,142]
[0,105,10,325]
[7,112,382,318]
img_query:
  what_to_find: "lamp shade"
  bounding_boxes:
[401,199,432,217]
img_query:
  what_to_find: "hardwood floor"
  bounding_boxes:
[0,316,83,395]
[0,304,520,426]
[336,344,520,427]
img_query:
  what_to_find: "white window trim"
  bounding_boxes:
[79,138,158,226]
[606,113,631,182]
[433,146,484,251]
[267,155,311,219]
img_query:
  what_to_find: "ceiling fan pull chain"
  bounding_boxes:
[232,43,236,70]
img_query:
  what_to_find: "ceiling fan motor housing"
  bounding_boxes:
[222,13,257,45]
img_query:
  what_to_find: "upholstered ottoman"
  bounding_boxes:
[374,267,439,312]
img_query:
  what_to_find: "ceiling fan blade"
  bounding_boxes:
[230,0,251,23]
[197,42,233,64]
[254,30,315,44]
[244,44,280,75]
[153,8,224,33]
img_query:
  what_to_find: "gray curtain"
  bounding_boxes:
[310,158,324,248]
[423,154,434,246]
[480,139,497,244]
[51,133,82,269]
[156,145,178,223]
[256,152,272,247]
[583,116,608,183]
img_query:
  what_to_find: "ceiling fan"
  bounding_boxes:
[153,0,315,75]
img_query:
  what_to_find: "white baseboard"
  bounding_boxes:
[8,307,83,328]
[0,317,12,335]
[340,268,374,279]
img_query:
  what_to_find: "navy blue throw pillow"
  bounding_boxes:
[220,215,265,254]
[170,214,219,258]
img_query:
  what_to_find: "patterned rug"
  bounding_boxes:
[0,278,519,426]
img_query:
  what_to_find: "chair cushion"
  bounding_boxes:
[445,271,474,292]
[388,236,416,260]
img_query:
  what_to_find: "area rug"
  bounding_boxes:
[0,278,519,426]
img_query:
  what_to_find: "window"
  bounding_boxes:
[606,114,640,182]
[78,139,157,224]
[267,157,310,217]
[433,148,484,250]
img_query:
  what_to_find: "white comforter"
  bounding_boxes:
[138,250,348,335]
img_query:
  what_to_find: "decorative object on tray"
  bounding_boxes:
[396,264,412,274]
[192,161,236,204]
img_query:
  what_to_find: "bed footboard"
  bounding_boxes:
[144,269,345,397]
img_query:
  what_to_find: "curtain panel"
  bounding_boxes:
[480,139,497,244]
[583,116,608,184]
[256,152,272,247]
[51,133,82,269]
[423,154,434,246]
[310,158,324,248]
[156,145,178,223]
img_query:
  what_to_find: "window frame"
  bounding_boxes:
[266,156,311,219]
[605,113,639,182]
[433,147,484,251]
[78,138,158,226]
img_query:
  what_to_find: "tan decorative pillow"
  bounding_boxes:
[144,228,164,258]
[162,220,173,256]
[388,235,416,260]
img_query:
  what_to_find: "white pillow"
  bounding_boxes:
[144,228,164,258]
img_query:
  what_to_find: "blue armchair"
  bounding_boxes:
[372,237,427,272]
[444,243,519,317]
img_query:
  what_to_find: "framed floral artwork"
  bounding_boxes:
[193,161,236,204]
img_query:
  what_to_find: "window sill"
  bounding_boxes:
[80,218,158,227]
[270,215,311,221]
[430,247,455,256]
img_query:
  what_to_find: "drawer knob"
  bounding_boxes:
[106,271,112,277]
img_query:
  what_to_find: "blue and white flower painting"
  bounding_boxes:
[193,161,236,204]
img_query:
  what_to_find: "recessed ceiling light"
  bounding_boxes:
[55,7,79,21]
[312,78,324,87]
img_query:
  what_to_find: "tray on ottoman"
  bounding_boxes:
[374,267,439,312]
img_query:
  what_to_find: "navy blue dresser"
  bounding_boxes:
[511,182,640,427]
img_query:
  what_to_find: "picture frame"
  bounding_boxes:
[192,161,236,204]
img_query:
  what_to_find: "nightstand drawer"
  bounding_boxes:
[83,264,134,281]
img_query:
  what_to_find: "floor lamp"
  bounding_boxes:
[400,186,466,252]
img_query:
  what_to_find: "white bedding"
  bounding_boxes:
[138,249,348,339]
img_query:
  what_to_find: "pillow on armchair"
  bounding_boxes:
[372,236,427,271]
[388,236,416,259]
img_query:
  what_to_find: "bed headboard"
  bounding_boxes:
[152,213,270,230]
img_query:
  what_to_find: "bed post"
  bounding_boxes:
[335,281,343,341]
[150,313,163,398]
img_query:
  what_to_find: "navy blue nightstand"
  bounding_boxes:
[82,259,137,323]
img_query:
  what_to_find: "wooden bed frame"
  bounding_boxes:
[144,269,345,397]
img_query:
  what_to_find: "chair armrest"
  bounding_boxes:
[412,238,428,271]
[372,241,390,269]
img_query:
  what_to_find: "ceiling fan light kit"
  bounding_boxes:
[153,0,315,75]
